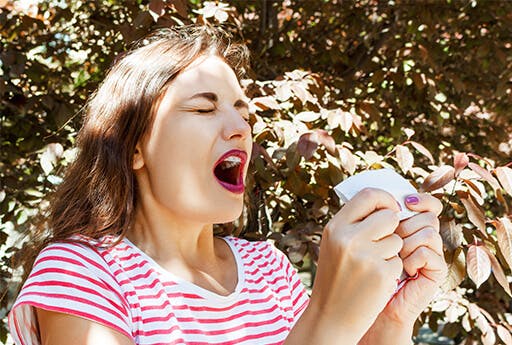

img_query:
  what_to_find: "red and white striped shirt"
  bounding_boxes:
[8,236,309,345]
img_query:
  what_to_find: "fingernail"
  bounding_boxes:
[405,195,419,205]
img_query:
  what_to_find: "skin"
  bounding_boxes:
[36,55,447,345]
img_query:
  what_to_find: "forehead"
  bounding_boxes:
[167,55,243,100]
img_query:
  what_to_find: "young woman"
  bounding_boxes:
[8,26,446,345]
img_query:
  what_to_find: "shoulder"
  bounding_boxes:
[9,239,133,343]
[224,236,277,257]
[31,238,116,280]
[224,236,288,271]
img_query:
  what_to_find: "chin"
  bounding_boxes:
[213,202,244,224]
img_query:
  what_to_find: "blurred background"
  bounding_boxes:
[1,1,511,344]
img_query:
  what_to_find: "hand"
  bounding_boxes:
[307,188,404,343]
[380,193,447,326]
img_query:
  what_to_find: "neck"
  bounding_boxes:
[127,204,220,268]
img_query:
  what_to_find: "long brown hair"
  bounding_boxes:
[14,25,249,288]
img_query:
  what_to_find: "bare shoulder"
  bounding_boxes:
[36,308,134,345]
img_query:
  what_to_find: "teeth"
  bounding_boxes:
[220,160,240,170]
[219,156,242,170]
[224,156,242,164]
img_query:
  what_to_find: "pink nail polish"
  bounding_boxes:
[405,195,419,205]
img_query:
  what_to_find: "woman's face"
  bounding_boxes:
[135,55,252,225]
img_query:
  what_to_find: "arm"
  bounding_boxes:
[357,313,414,345]
[284,303,361,345]
[284,188,405,344]
[36,308,134,345]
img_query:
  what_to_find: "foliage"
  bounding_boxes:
[1,0,511,344]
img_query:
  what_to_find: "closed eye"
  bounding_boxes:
[196,109,215,114]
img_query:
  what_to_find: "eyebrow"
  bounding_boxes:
[188,92,249,109]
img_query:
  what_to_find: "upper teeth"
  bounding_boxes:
[220,155,242,169]
[224,156,242,163]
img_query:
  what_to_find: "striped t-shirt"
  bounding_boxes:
[8,236,310,345]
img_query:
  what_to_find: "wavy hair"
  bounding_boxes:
[14,25,250,287]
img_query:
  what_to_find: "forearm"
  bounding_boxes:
[284,304,363,345]
[357,314,414,345]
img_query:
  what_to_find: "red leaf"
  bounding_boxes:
[496,166,512,196]
[497,325,512,345]
[420,165,455,192]
[468,162,501,190]
[252,96,280,110]
[461,196,487,236]
[467,244,491,289]
[454,152,469,177]
[297,132,319,160]
[395,144,414,174]
[409,141,435,164]
[481,246,512,297]
[496,217,512,270]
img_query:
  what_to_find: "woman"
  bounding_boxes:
[8,25,446,345]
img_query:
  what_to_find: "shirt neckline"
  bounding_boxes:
[122,236,245,302]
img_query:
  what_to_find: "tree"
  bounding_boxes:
[1,1,511,343]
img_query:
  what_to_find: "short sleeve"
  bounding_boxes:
[271,244,310,322]
[8,242,132,344]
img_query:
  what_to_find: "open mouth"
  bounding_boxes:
[213,150,247,194]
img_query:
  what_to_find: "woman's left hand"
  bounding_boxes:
[358,193,448,345]
[384,193,447,324]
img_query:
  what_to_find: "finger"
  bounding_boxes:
[373,233,404,260]
[356,209,400,240]
[340,188,401,223]
[400,227,443,259]
[404,193,443,216]
[395,211,440,238]
[385,255,404,281]
[402,246,447,281]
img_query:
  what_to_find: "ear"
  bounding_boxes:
[133,143,145,170]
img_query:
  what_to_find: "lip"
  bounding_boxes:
[213,149,247,194]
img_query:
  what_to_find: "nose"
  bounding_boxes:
[222,107,251,141]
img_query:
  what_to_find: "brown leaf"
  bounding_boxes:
[420,165,455,192]
[481,246,511,296]
[297,132,318,160]
[252,96,280,110]
[285,142,300,169]
[440,220,463,251]
[467,244,491,289]
[497,325,512,345]
[338,147,356,175]
[461,178,483,197]
[461,196,487,235]
[358,102,380,120]
[496,217,512,270]
[169,0,189,17]
[408,141,435,164]
[149,0,165,21]
[316,130,336,156]
[454,152,469,177]
[442,247,465,292]
[395,144,414,174]
[496,166,512,196]
[468,162,501,191]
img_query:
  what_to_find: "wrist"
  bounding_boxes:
[287,302,363,345]
[358,313,414,345]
